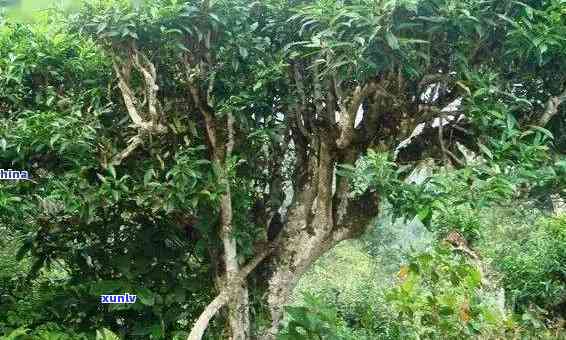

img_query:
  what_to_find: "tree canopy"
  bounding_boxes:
[0,0,565,339]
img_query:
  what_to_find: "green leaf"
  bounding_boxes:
[399,38,430,45]
[527,125,554,140]
[467,267,482,287]
[89,280,125,295]
[208,13,220,22]
[477,143,493,160]
[496,14,520,28]
[108,165,117,179]
[417,207,432,226]
[144,168,155,186]
[96,328,120,340]
[417,16,447,23]
[4,328,30,338]
[97,173,107,183]
[49,134,61,148]
[96,22,108,34]
[137,287,156,306]
[385,31,399,50]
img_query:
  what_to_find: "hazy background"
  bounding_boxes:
[1,0,78,21]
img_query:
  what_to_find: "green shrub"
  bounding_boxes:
[279,293,371,340]
[292,238,513,339]
[383,245,511,339]
[0,22,110,116]
[293,241,381,327]
[492,215,566,315]
[434,206,483,244]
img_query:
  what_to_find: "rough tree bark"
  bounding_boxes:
[186,140,380,340]
[257,70,385,337]
[262,153,380,338]
[185,69,384,339]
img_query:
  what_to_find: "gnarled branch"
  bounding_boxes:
[110,52,167,166]
[336,81,377,149]
[187,240,280,340]
[112,59,144,126]
[111,135,143,166]
[538,85,566,127]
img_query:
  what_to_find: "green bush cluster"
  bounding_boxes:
[291,205,566,338]
[0,22,110,116]
[288,245,512,339]
[490,215,566,315]
[0,16,218,339]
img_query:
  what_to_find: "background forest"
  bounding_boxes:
[0,0,565,339]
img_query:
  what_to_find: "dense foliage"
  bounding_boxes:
[290,206,566,339]
[0,0,565,339]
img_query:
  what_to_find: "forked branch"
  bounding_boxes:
[187,240,280,340]
[110,51,167,166]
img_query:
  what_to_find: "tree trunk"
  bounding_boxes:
[219,185,250,340]
[260,143,380,338]
[191,83,250,338]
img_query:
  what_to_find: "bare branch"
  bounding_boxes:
[110,54,167,165]
[312,62,324,120]
[293,63,307,107]
[132,49,160,124]
[226,110,235,158]
[112,59,144,126]
[183,55,248,338]
[187,241,280,340]
[184,60,218,153]
[539,85,566,126]
[439,114,465,166]
[439,114,448,163]
[111,135,144,166]
[326,77,337,125]
[187,293,228,340]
